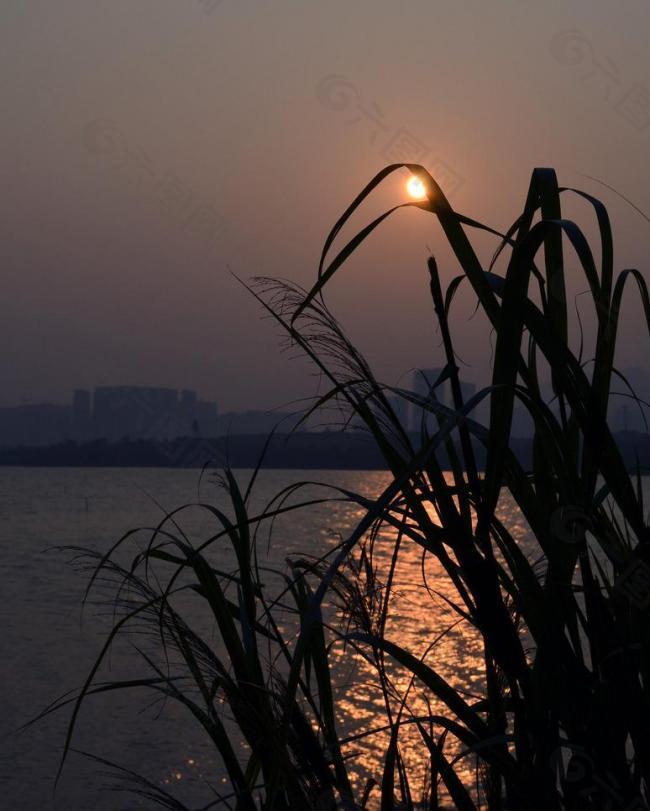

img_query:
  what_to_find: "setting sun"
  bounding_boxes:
[407,175,427,199]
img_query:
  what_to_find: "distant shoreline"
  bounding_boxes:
[1,430,649,471]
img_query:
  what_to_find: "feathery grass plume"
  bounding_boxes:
[40,167,650,809]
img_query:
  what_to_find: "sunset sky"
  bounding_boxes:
[3,0,649,411]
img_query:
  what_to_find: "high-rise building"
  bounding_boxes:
[409,368,477,432]
[385,393,410,430]
[93,386,180,441]
[192,400,219,436]
[0,386,219,446]
[73,389,91,440]
[0,403,73,447]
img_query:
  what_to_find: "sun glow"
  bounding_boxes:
[407,175,427,199]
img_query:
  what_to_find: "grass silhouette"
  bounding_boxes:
[38,166,650,809]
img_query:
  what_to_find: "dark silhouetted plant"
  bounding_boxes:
[38,166,650,809]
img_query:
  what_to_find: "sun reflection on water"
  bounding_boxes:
[320,487,533,807]
[148,471,536,808]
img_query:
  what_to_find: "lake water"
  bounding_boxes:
[0,466,534,810]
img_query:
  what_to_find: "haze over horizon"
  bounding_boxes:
[3,1,650,412]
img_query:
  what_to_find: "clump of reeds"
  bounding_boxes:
[38,166,650,809]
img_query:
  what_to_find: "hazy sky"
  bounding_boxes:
[3,1,650,411]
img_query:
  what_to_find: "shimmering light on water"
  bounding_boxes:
[1,467,539,808]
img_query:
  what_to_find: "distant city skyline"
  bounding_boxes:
[2,364,646,447]
[3,2,650,416]
[0,385,217,447]
[0,384,316,447]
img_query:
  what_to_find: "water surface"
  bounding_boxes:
[1,466,533,809]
